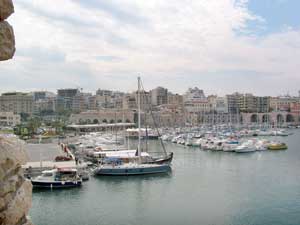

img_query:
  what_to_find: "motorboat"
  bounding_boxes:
[31,168,82,188]
[235,140,256,153]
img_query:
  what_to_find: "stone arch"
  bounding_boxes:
[262,114,270,123]
[86,119,91,124]
[286,114,294,123]
[102,119,107,123]
[109,119,115,123]
[125,119,131,123]
[277,114,284,124]
[250,114,259,123]
[93,119,99,124]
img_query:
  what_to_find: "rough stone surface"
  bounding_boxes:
[0,0,14,21]
[0,180,32,225]
[0,137,33,225]
[0,21,15,60]
[0,1,33,224]
[0,137,28,168]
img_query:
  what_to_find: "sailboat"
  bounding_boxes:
[93,77,172,175]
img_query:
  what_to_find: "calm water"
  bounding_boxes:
[30,130,300,225]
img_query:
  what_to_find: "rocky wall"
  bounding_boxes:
[0,137,33,225]
[0,1,33,225]
[0,0,15,60]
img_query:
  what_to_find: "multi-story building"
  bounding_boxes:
[135,90,151,111]
[0,92,33,115]
[122,94,137,110]
[168,92,183,106]
[270,95,298,112]
[183,88,210,114]
[32,91,56,101]
[257,96,270,113]
[72,93,92,112]
[226,92,242,114]
[238,93,257,113]
[290,102,300,114]
[215,97,228,113]
[33,97,56,114]
[150,87,168,106]
[0,112,21,126]
[56,88,80,111]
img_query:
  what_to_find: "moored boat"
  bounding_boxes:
[93,77,172,176]
[31,168,82,189]
[235,140,256,153]
[267,142,288,150]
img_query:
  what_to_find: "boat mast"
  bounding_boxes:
[138,76,141,161]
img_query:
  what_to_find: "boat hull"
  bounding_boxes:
[148,152,173,165]
[268,146,287,150]
[94,164,171,176]
[31,180,82,188]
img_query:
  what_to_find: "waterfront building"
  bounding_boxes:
[238,93,257,113]
[290,102,300,114]
[216,97,229,113]
[56,88,80,112]
[257,96,270,113]
[33,97,56,114]
[72,93,92,112]
[122,94,137,110]
[0,111,21,126]
[270,95,299,112]
[168,92,183,106]
[226,92,242,114]
[150,87,168,106]
[0,92,34,115]
[144,109,184,127]
[69,109,135,125]
[131,90,151,111]
[207,95,228,113]
[183,88,209,112]
[32,91,56,101]
[183,87,206,102]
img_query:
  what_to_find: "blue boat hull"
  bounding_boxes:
[31,180,82,188]
[95,164,171,176]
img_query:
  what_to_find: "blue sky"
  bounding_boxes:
[1,0,300,96]
[246,0,300,35]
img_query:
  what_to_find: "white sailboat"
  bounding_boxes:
[94,77,171,175]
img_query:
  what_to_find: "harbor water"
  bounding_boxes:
[30,130,300,225]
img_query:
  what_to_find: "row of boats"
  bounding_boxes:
[160,128,290,153]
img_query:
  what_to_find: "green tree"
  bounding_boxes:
[27,117,41,135]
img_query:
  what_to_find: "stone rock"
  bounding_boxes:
[0,20,15,60]
[0,137,27,169]
[0,180,32,225]
[0,0,14,21]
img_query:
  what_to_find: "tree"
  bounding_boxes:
[27,117,41,135]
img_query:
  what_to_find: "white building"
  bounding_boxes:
[0,112,21,127]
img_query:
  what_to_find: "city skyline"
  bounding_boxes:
[1,0,300,96]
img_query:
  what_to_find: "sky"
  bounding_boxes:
[1,0,300,96]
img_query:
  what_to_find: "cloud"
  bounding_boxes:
[1,0,299,96]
